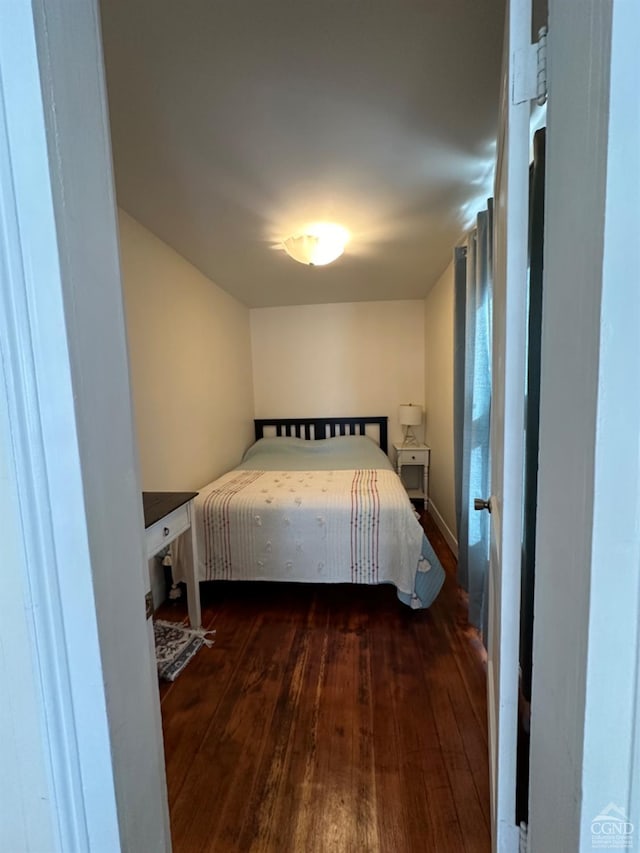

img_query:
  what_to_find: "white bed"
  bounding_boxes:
[173,417,445,622]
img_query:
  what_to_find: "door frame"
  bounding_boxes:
[485,0,531,849]
[0,1,170,850]
[528,0,640,849]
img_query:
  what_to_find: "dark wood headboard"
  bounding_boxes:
[254,417,388,455]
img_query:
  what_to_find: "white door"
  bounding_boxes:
[484,0,532,850]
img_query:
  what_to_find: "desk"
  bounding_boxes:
[142,491,201,628]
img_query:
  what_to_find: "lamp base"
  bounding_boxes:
[402,426,419,447]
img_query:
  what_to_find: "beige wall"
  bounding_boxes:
[424,262,457,551]
[250,301,425,453]
[119,210,254,491]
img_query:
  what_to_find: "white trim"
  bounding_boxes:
[528,2,640,850]
[428,500,458,557]
[487,1,530,849]
[578,0,640,839]
[0,1,171,849]
[487,658,498,832]
[0,4,120,849]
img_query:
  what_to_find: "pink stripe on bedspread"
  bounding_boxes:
[195,467,422,595]
[350,469,380,583]
[202,470,264,579]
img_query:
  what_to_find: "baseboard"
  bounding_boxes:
[428,500,458,557]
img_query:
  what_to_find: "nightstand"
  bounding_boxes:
[142,491,200,628]
[393,443,430,508]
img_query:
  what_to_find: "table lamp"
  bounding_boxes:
[399,404,423,447]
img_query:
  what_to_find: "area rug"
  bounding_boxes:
[153,620,215,682]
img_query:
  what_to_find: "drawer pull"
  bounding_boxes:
[163,526,170,536]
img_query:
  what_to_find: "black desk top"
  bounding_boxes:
[142,491,199,528]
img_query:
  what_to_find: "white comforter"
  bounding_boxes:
[192,467,425,596]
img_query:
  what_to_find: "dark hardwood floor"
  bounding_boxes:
[157,512,490,853]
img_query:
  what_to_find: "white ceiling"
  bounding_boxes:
[100,0,506,308]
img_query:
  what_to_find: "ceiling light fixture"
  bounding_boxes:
[282,222,349,266]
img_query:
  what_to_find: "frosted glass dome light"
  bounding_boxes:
[282,222,349,266]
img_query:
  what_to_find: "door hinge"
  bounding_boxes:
[145,589,154,620]
[513,26,548,106]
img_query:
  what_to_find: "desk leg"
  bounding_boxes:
[183,504,201,629]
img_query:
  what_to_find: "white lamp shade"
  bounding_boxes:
[283,234,322,265]
[282,223,349,266]
[398,404,423,426]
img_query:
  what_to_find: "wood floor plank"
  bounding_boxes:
[159,511,491,852]
[370,608,448,852]
[288,599,380,853]
[159,595,265,804]
[170,607,303,850]
[243,593,332,852]
[235,599,331,852]
[420,602,491,850]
